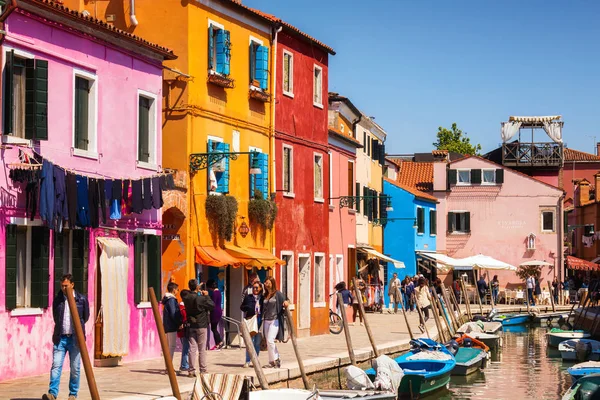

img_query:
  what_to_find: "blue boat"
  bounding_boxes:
[568,362,600,384]
[562,373,600,399]
[492,313,532,326]
[365,339,456,399]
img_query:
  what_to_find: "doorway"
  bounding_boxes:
[298,255,311,330]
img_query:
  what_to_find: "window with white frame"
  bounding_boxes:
[541,209,556,233]
[4,51,28,139]
[138,91,157,168]
[280,252,294,304]
[73,69,97,157]
[328,152,333,206]
[457,169,471,185]
[314,254,325,304]
[282,145,294,195]
[447,211,471,233]
[134,235,162,304]
[313,65,323,107]
[314,153,324,201]
[482,169,496,184]
[15,226,28,307]
[208,21,231,76]
[283,50,293,96]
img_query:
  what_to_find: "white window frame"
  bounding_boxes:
[72,68,98,160]
[313,64,323,108]
[335,255,343,288]
[457,169,471,186]
[282,144,294,197]
[207,136,225,195]
[313,252,326,307]
[15,225,32,309]
[482,169,496,185]
[541,209,556,233]
[280,251,295,308]
[208,20,225,76]
[249,36,264,91]
[328,254,334,300]
[136,89,159,171]
[282,49,294,98]
[140,235,150,303]
[314,152,324,203]
[450,210,470,234]
[328,151,333,207]
[2,46,35,145]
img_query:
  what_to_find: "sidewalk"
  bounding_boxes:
[0,310,437,400]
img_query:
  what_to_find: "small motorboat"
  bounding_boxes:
[559,339,600,361]
[447,335,489,376]
[568,362,600,384]
[492,313,532,326]
[547,328,591,347]
[562,373,600,400]
[458,321,503,334]
[319,390,398,399]
[365,338,456,399]
[249,389,322,399]
[533,312,570,324]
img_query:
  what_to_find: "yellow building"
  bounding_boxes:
[64,1,281,311]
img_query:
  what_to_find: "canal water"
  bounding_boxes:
[431,325,574,400]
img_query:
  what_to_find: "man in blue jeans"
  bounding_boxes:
[43,274,90,400]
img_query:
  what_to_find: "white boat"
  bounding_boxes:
[559,339,600,361]
[248,389,396,400]
[457,321,503,334]
[547,329,591,347]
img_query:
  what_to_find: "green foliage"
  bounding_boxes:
[433,123,482,155]
[205,195,238,242]
[248,189,278,243]
[516,265,541,281]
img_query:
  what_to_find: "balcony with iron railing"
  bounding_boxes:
[502,142,563,167]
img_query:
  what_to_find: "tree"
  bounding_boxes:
[433,123,482,155]
[516,265,541,282]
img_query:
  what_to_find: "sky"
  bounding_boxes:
[243,0,600,155]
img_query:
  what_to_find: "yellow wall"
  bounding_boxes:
[369,152,384,252]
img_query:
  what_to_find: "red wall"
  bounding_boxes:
[274,32,330,336]
[563,162,600,201]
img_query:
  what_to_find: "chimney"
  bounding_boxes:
[578,179,591,206]
[595,173,600,202]
[597,142,600,156]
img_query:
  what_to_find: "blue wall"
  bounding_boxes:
[383,181,436,307]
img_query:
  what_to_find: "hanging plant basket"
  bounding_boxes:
[248,189,278,236]
[205,194,238,242]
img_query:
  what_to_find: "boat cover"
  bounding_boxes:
[406,351,453,361]
[346,365,376,390]
[371,355,404,393]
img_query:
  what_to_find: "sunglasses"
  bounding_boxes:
[253,286,261,290]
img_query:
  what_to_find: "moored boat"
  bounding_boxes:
[493,313,532,326]
[448,335,489,376]
[319,390,397,399]
[533,312,570,324]
[562,373,600,400]
[458,321,503,334]
[567,362,600,384]
[547,328,591,347]
[558,339,600,361]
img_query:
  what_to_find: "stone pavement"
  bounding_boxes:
[0,310,438,400]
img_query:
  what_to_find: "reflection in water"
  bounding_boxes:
[428,326,573,400]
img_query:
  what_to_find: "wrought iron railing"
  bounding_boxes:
[502,142,563,167]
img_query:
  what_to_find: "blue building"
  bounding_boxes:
[382,178,438,307]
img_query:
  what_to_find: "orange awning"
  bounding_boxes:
[566,255,600,271]
[224,245,285,269]
[195,246,243,268]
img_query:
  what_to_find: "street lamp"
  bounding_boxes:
[249,154,262,175]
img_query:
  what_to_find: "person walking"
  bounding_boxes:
[335,281,354,322]
[405,277,415,312]
[534,277,542,305]
[182,279,214,376]
[414,277,431,333]
[206,279,224,350]
[552,277,559,304]
[240,281,264,368]
[161,282,182,370]
[177,292,190,375]
[42,274,90,400]
[477,275,488,304]
[387,273,402,313]
[491,275,500,305]
[526,275,536,306]
[262,277,289,368]
[351,279,365,324]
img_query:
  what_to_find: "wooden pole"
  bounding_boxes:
[428,290,446,343]
[441,283,460,330]
[66,287,100,400]
[353,278,380,357]
[475,282,484,316]
[459,280,473,321]
[573,297,589,329]
[525,286,531,315]
[581,296,594,330]
[488,281,496,308]
[284,307,310,389]
[548,281,556,313]
[337,293,356,366]
[435,290,455,337]
[239,315,269,390]
[148,288,181,400]
[398,292,415,340]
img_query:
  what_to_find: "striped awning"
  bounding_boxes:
[509,115,561,123]
[224,245,285,269]
[195,246,243,268]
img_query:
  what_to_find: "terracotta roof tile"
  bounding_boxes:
[564,148,600,162]
[384,178,437,203]
[390,159,434,192]
[18,0,176,59]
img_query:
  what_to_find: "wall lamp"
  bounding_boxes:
[329,195,393,211]
[189,150,261,174]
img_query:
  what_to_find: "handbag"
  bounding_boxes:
[244,315,259,337]
[260,335,267,351]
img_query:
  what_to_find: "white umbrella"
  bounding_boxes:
[519,260,553,267]
[458,254,517,271]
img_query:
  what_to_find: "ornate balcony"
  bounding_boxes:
[502,142,563,168]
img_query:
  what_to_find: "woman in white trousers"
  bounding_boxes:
[262,277,289,368]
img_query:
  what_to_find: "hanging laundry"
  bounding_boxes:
[39,160,55,229]
[142,178,152,210]
[159,174,168,191]
[166,173,175,190]
[53,166,68,232]
[151,176,163,209]
[583,235,594,248]
[25,171,40,222]
[131,179,143,214]
[76,175,90,227]
[98,178,106,224]
[66,173,78,228]
[110,198,122,220]
[104,179,113,208]
[88,178,100,228]
[112,179,122,204]
[122,179,130,215]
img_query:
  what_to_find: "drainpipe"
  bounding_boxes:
[270,23,282,256]
[558,192,565,284]
[130,0,138,27]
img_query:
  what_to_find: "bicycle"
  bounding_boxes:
[329,293,344,334]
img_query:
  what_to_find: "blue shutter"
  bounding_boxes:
[254,153,264,198]
[249,152,257,199]
[208,26,214,70]
[215,142,230,193]
[259,152,269,199]
[223,30,231,76]
[216,29,229,75]
[255,46,269,90]
[207,139,213,192]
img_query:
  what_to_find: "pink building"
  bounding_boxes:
[0,1,174,380]
[433,156,564,288]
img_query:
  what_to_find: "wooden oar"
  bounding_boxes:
[427,290,446,343]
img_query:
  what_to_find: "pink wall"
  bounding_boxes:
[435,157,564,288]
[0,12,164,380]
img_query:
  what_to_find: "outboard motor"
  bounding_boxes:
[575,341,592,362]
[463,337,474,348]
[488,308,499,321]
[445,340,459,356]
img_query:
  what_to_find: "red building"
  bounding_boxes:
[271,20,335,336]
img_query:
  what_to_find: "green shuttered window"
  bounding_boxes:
[134,234,162,303]
[417,207,425,234]
[430,209,437,235]
[138,96,151,163]
[74,76,90,150]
